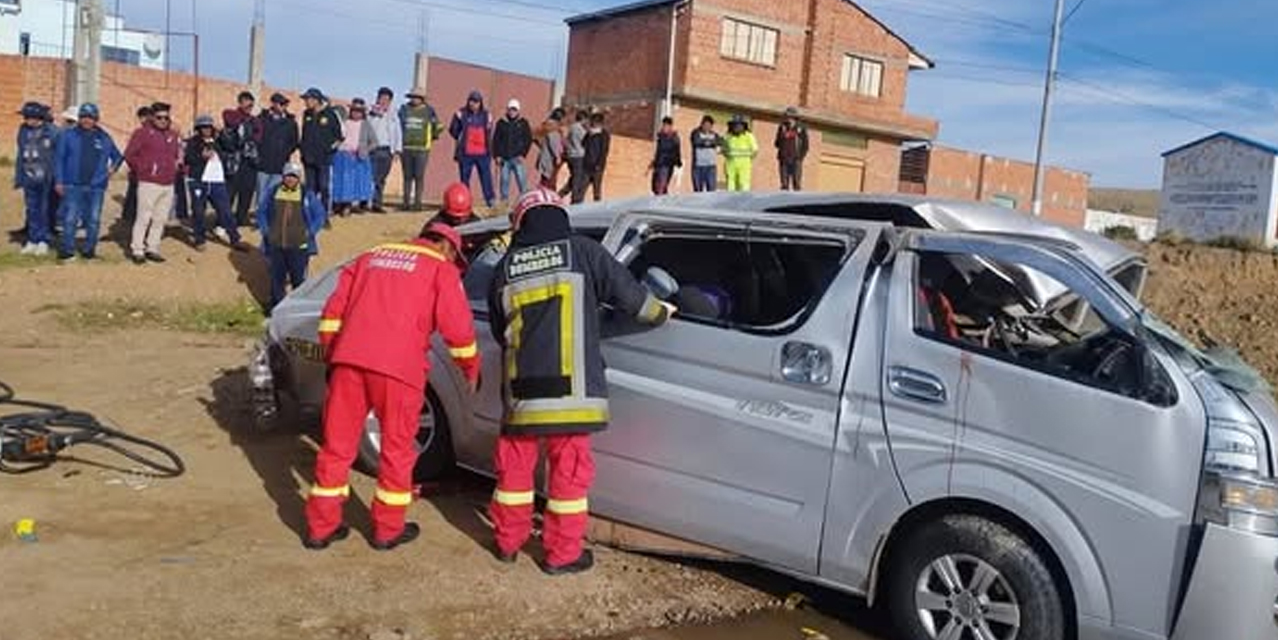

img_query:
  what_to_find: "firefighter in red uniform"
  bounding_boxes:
[306,222,481,551]
[487,188,672,574]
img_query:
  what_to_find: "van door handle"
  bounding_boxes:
[888,366,947,404]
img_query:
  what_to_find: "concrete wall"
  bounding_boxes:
[1085,209,1158,242]
[918,145,1090,228]
[1158,137,1278,246]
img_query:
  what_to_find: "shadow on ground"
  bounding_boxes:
[228,250,271,311]
[202,366,370,540]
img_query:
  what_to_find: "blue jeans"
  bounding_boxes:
[269,247,311,310]
[190,181,241,245]
[498,157,527,201]
[459,156,495,206]
[692,165,717,192]
[257,172,283,208]
[59,185,105,257]
[22,183,52,244]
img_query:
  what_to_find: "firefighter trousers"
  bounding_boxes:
[490,434,595,567]
[306,365,422,544]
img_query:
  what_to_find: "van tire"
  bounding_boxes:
[886,514,1066,640]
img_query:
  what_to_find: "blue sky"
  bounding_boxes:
[111,0,1277,188]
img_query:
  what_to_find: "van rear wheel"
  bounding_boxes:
[887,514,1066,640]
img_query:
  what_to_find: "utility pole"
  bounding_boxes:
[248,0,266,96]
[72,0,104,106]
[1030,0,1066,218]
[412,8,431,93]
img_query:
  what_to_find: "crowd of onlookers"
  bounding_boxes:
[11,84,812,311]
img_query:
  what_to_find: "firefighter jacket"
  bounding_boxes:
[488,211,669,436]
[319,239,480,391]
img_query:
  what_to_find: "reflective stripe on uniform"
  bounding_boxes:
[318,318,342,333]
[509,280,576,380]
[448,342,478,358]
[310,484,350,498]
[377,243,445,262]
[508,406,609,426]
[374,487,413,507]
[546,497,589,515]
[493,488,535,506]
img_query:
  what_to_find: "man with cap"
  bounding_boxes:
[448,90,495,210]
[491,98,533,207]
[398,88,440,212]
[775,106,809,191]
[185,114,247,252]
[721,114,758,192]
[54,104,123,262]
[123,102,182,264]
[121,105,154,224]
[256,92,300,201]
[14,102,57,256]
[223,91,261,226]
[367,87,403,213]
[487,188,673,573]
[307,220,480,552]
[257,162,327,311]
[300,88,344,218]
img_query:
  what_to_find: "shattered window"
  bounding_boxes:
[912,250,1157,401]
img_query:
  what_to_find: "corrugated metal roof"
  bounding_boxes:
[564,0,932,67]
[1162,131,1278,158]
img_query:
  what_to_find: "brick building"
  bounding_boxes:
[899,144,1091,228]
[564,0,938,197]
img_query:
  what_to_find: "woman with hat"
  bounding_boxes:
[332,99,377,215]
[15,102,57,256]
[184,114,247,251]
[721,114,758,192]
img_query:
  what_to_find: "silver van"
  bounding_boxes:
[254,194,1278,640]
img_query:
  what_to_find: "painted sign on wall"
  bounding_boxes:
[1159,136,1277,245]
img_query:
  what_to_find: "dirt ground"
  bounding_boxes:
[3,174,1277,640]
[0,181,774,640]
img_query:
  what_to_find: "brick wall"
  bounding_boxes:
[920,145,1090,228]
[566,8,671,105]
[680,1,808,110]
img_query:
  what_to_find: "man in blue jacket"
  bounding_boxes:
[54,103,123,262]
[257,162,326,311]
[15,102,58,256]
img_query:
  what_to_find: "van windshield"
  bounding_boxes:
[1140,310,1268,393]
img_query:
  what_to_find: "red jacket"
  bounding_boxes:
[124,123,182,186]
[318,239,480,391]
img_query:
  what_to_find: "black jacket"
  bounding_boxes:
[491,116,533,160]
[488,207,668,435]
[183,134,234,182]
[652,131,682,169]
[583,128,611,173]
[300,105,343,166]
[256,110,299,174]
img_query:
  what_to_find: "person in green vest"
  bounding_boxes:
[722,114,758,192]
[398,88,441,212]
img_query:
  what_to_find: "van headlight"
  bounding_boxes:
[1198,472,1278,536]
[1204,420,1264,474]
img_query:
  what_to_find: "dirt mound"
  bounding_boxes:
[1142,242,1278,385]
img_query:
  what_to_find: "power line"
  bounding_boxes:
[1059,74,1228,132]
[369,0,567,26]
[1062,0,1087,25]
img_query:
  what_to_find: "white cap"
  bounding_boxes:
[60,106,78,122]
[507,99,521,110]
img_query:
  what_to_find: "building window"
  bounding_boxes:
[720,18,778,67]
[840,54,883,98]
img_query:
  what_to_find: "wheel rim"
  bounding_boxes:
[914,553,1021,640]
[364,402,436,457]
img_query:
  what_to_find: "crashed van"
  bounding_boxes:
[252,194,1278,640]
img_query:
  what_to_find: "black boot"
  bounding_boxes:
[371,522,421,551]
[303,524,351,550]
[540,549,594,576]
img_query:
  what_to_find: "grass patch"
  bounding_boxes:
[38,299,265,337]
[0,252,57,271]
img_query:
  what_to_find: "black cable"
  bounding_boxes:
[0,381,185,478]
